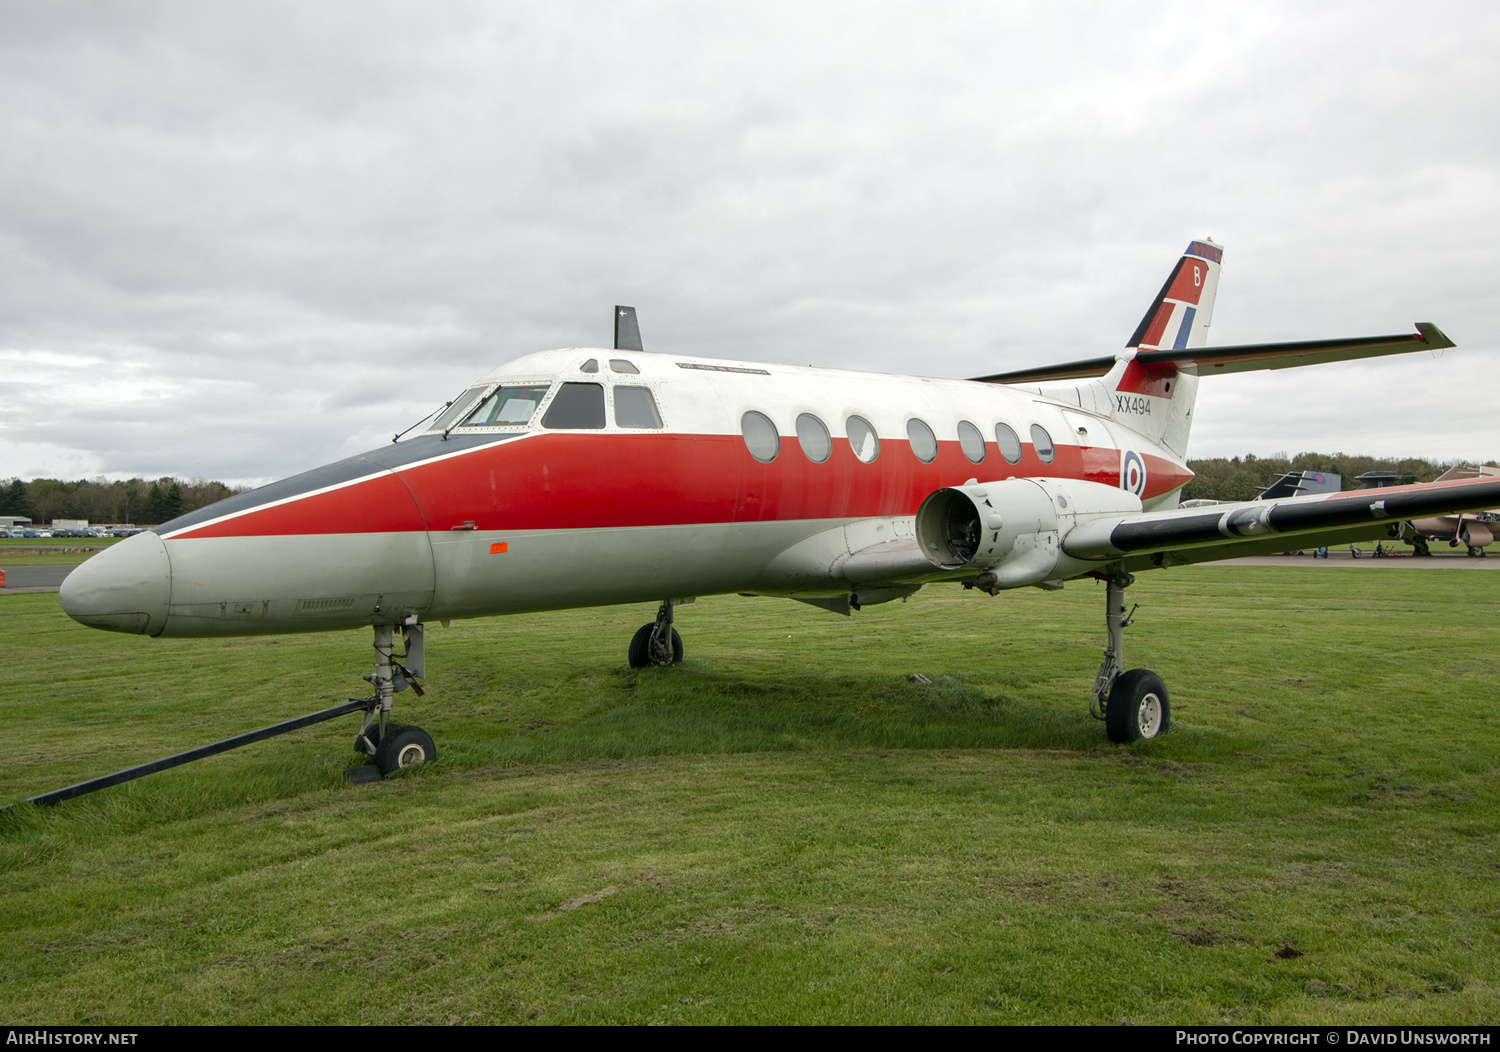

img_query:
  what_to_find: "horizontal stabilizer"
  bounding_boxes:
[972,323,1454,385]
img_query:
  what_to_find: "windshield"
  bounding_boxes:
[429,386,491,432]
[456,385,552,428]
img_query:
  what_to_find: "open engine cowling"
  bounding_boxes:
[915,478,1143,588]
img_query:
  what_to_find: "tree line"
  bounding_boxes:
[0,477,247,527]
[1181,453,1496,503]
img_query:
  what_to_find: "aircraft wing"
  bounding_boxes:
[1062,474,1500,569]
[971,323,1454,385]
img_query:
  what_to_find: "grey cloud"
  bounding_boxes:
[1,2,1496,485]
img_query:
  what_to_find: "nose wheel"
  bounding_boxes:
[348,622,438,779]
[372,725,437,774]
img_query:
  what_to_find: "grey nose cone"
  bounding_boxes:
[59,530,172,635]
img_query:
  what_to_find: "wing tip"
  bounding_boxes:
[1415,322,1455,350]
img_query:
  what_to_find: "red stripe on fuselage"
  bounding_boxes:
[170,472,427,539]
[168,433,1194,538]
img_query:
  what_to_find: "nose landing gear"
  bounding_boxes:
[349,621,438,778]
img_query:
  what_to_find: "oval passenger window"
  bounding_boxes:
[957,420,986,464]
[906,418,937,463]
[995,422,1022,464]
[741,411,780,462]
[846,416,879,463]
[1030,423,1055,463]
[796,414,831,463]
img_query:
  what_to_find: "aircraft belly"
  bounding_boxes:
[426,520,839,619]
[160,532,437,637]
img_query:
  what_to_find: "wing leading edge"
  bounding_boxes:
[972,323,1455,386]
[1062,475,1500,565]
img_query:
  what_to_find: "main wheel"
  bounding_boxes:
[1105,669,1170,743]
[374,724,437,774]
[628,623,683,668]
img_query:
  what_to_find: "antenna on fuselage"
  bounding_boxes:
[614,305,643,352]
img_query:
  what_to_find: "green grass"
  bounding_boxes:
[2,567,1497,1024]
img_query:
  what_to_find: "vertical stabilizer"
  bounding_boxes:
[1100,239,1222,457]
[1126,239,1222,352]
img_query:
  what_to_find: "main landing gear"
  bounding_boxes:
[628,599,688,668]
[1089,571,1170,743]
[349,620,437,779]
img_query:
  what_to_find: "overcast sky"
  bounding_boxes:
[2,1,1497,486]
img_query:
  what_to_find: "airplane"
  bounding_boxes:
[1404,466,1500,556]
[57,239,1500,778]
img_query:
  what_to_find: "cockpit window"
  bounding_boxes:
[614,386,663,428]
[456,385,551,428]
[580,358,599,373]
[431,385,491,432]
[541,382,607,429]
[609,359,640,374]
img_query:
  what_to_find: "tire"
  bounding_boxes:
[1105,669,1170,743]
[628,623,683,668]
[374,724,437,774]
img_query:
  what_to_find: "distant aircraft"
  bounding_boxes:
[1404,465,1500,556]
[59,240,1500,771]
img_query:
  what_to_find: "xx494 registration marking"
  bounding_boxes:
[1114,393,1152,416]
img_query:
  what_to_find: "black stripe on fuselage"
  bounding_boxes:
[153,432,528,536]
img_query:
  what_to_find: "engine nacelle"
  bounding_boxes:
[915,478,1143,588]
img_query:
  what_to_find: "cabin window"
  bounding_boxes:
[906,418,937,463]
[1030,424,1055,463]
[846,416,879,463]
[957,420,986,463]
[432,385,491,431]
[741,411,780,462]
[457,385,551,428]
[580,359,599,373]
[609,359,640,374]
[541,382,607,429]
[614,386,663,429]
[795,414,831,463]
[995,422,1022,464]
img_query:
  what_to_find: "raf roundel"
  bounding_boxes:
[1121,450,1147,497]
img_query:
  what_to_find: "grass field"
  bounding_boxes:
[2,566,1497,1024]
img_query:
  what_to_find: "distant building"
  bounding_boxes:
[1,515,33,528]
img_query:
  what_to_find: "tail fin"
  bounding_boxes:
[1096,239,1223,456]
[970,237,1451,461]
[1126,239,1222,352]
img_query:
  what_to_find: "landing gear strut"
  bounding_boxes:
[351,621,437,776]
[628,599,686,668]
[1089,572,1170,742]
